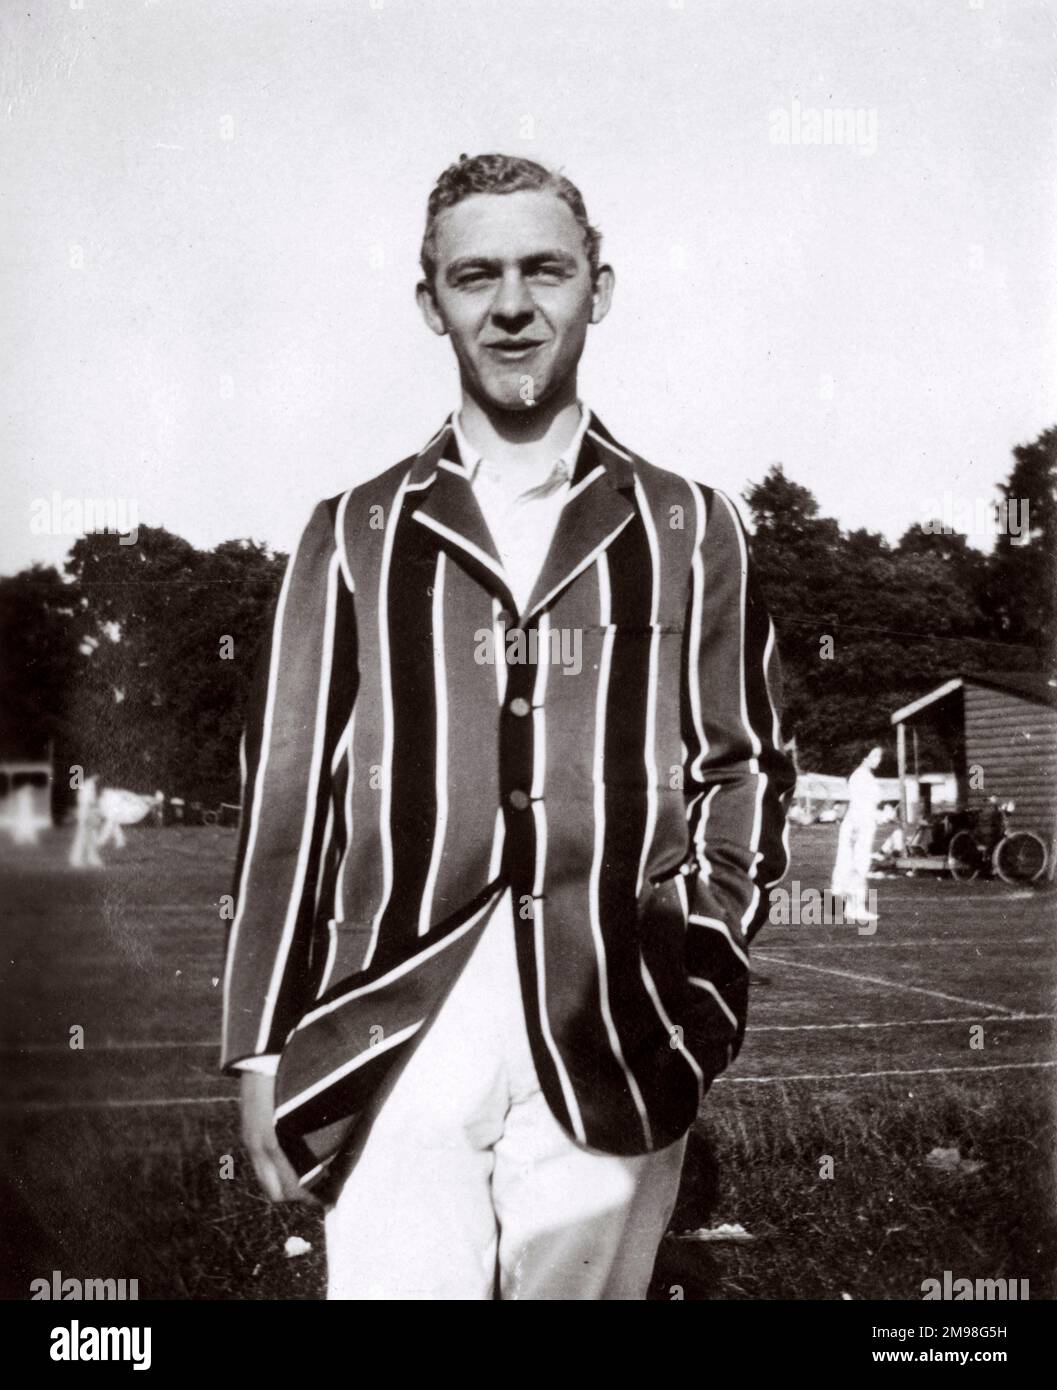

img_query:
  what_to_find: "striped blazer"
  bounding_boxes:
[221,413,795,1189]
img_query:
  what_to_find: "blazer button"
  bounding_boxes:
[508,789,531,811]
[509,696,531,718]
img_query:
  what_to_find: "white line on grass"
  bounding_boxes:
[753,953,1019,1014]
[878,893,1046,905]
[8,1059,1056,1111]
[760,938,1046,950]
[122,905,217,913]
[8,1039,217,1054]
[7,1011,1055,1055]
[16,904,216,916]
[748,1013,1053,1033]
[718,1061,1057,1084]
[3,1096,236,1112]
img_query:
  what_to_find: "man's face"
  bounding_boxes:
[417,189,613,413]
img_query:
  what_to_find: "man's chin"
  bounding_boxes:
[477,375,551,413]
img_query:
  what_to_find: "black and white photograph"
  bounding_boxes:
[1,0,1054,1351]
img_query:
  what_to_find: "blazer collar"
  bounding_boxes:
[408,411,638,622]
[523,417,637,621]
[407,418,516,613]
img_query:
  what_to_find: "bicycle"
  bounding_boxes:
[946,801,1049,886]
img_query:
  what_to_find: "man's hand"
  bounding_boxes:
[240,1070,320,1204]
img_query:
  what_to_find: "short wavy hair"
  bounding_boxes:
[420,153,602,285]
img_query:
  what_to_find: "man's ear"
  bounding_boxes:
[590,264,615,326]
[416,279,449,337]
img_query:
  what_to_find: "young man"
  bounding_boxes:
[222,153,795,1300]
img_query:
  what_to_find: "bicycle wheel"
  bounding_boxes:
[992,831,1047,885]
[947,830,982,882]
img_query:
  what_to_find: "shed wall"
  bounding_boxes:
[964,684,1057,838]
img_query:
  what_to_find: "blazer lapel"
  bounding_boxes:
[407,413,640,624]
[408,419,519,616]
[522,416,638,623]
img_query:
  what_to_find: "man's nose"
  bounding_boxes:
[490,271,536,330]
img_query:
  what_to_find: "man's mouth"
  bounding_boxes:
[484,339,546,361]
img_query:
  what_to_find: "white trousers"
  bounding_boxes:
[831,812,876,910]
[325,892,688,1300]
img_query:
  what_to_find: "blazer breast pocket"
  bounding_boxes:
[581,621,684,639]
[576,623,685,787]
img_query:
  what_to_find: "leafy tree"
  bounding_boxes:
[743,466,842,764]
[744,446,1048,772]
[0,565,81,776]
[979,425,1057,655]
[60,528,284,804]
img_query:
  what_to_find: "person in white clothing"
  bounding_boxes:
[831,745,883,924]
[69,775,104,869]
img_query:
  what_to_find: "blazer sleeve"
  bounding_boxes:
[220,497,358,1072]
[679,485,795,1072]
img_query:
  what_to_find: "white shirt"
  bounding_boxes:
[452,406,589,612]
[237,407,590,1075]
[845,764,880,824]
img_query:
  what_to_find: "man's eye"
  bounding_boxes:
[531,265,565,279]
[456,271,491,286]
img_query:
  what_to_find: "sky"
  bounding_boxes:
[2,0,1054,575]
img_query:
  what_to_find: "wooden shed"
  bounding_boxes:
[889,672,1057,841]
[0,757,53,836]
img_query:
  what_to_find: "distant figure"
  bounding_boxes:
[879,820,906,859]
[832,746,882,924]
[985,795,1006,852]
[69,776,104,868]
[7,783,42,845]
[97,788,164,849]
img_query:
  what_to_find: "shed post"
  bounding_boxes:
[897,719,908,824]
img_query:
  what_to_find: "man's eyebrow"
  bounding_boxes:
[445,257,501,282]
[521,250,577,268]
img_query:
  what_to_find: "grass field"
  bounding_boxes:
[2,824,1054,1301]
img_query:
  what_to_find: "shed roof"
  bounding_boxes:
[969,671,1057,707]
[890,671,1057,725]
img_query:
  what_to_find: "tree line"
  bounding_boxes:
[1,426,1053,813]
[747,425,1055,772]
